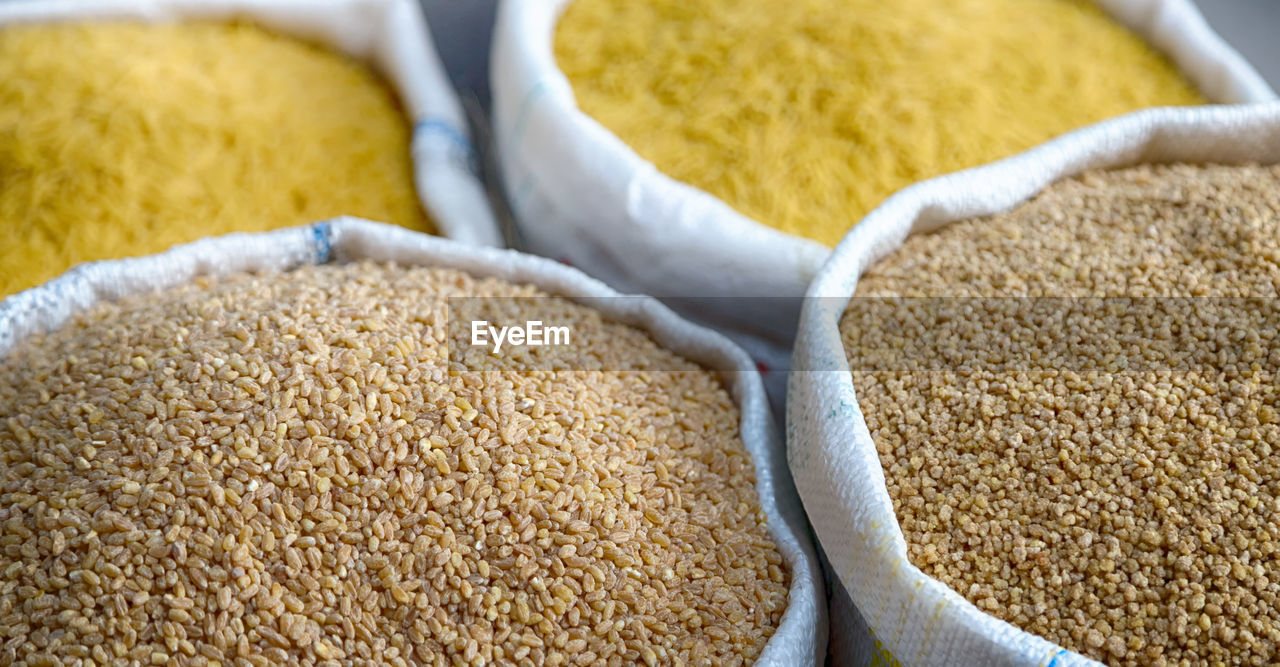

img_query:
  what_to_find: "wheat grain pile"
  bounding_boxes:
[845,164,1280,665]
[0,262,787,666]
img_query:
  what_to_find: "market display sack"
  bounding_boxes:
[788,102,1280,666]
[0,0,501,249]
[0,218,826,665]
[489,0,1274,366]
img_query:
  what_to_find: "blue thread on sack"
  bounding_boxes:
[312,221,334,264]
[512,177,536,209]
[415,117,479,176]
[1046,648,1068,667]
[512,80,548,147]
[415,118,474,155]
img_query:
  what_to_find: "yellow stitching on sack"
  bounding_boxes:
[870,631,903,667]
[0,21,433,297]
[556,0,1204,247]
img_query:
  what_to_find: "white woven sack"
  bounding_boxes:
[0,217,827,665]
[788,102,1280,666]
[490,0,1274,349]
[0,0,501,247]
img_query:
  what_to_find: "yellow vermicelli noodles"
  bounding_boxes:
[556,0,1206,246]
[0,22,433,297]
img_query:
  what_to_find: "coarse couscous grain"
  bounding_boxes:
[556,0,1204,247]
[842,164,1280,665]
[0,262,788,666]
[0,22,433,298]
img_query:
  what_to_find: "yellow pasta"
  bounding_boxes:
[0,21,433,297]
[557,0,1205,246]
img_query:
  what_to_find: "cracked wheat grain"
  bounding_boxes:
[842,164,1280,665]
[0,262,787,666]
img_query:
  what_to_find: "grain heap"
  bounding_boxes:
[0,22,432,298]
[842,164,1280,665]
[556,0,1205,246]
[0,262,787,665]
